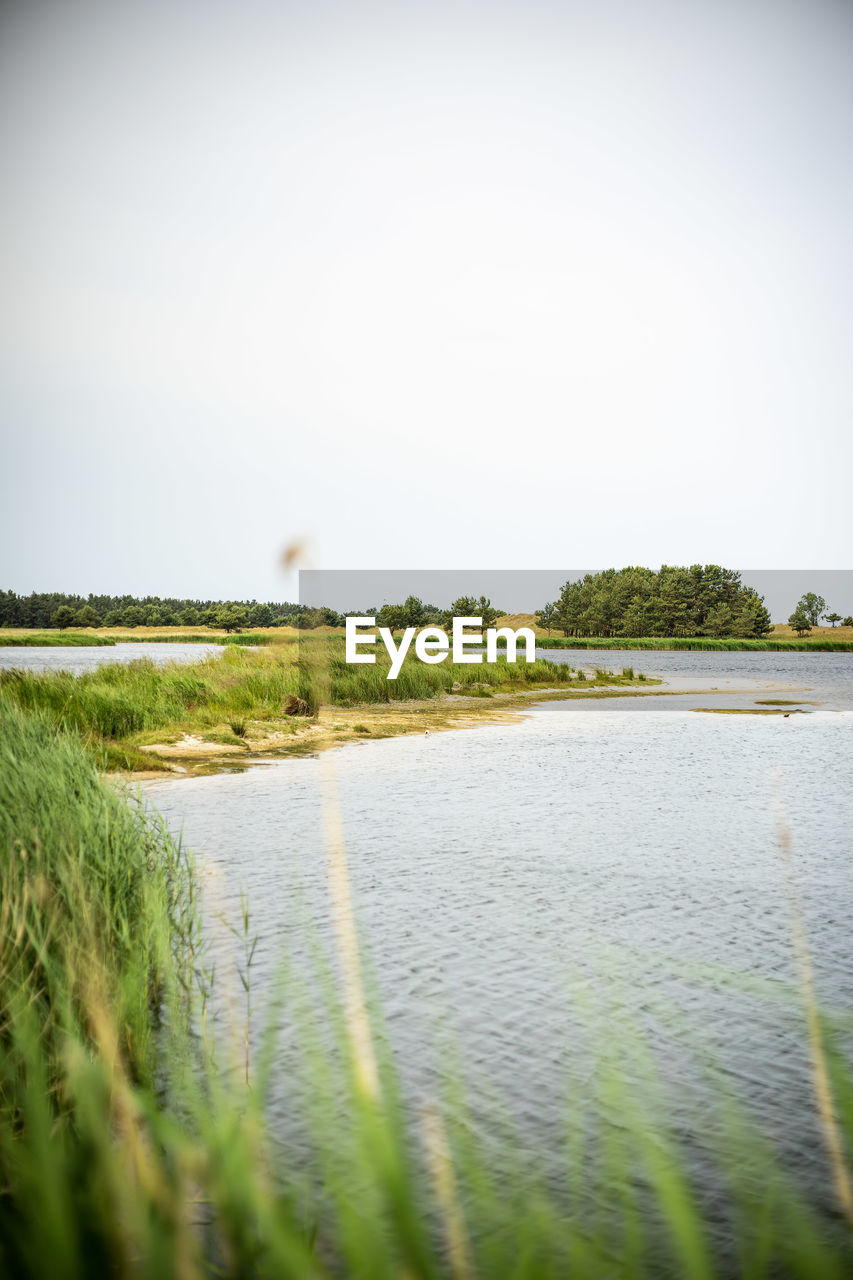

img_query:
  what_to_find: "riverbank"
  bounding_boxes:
[4,620,853,651]
[0,630,117,646]
[534,635,853,651]
[0,642,659,777]
[3,672,852,1276]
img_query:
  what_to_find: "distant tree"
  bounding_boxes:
[536,602,558,636]
[448,596,501,628]
[731,589,773,638]
[121,606,145,627]
[796,593,826,627]
[825,612,842,628]
[249,603,273,628]
[788,608,812,637]
[51,605,77,630]
[376,596,430,630]
[74,605,101,628]
[702,603,734,637]
[844,616,853,627]
[215,606,248,633]
[103,609,123,626]
[376,603,407,631]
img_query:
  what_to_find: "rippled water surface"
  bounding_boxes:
[143,655,853,1235]
[537,646,853,708]
[0,641,222,673]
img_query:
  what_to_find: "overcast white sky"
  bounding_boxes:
[1,0,851,602]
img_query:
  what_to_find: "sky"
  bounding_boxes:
[1,0,851,604]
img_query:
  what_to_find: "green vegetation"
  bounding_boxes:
[536,566,773,639]
[0,642,650,769]
[0,588,344,630]
[127,632,284,645]
[0,648,306,752]
[2,699,852,1277]
[797,592,827,627]
[754,699,810,706]
[533,635,853,652]
[0,631,116,647]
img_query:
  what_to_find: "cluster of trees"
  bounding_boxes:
[372,595,503,631]
[535,566,774,639]
[787,593,853,635]
[0,589,510,634]
[0,591,346,632]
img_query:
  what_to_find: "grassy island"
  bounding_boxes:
[0,637,655,775]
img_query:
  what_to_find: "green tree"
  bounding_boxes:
[703,603,735,637]
[844,616,853,627]
[248,603,273,628]
[447,596,501,628]
[215,606,248,633]
[796,592,826,627]
[536,602,558,636]
[74,605,101,628]
[788,608,811,636]
[51,606,77,629]
[825,612,842,628]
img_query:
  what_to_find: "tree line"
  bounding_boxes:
[0,590,506,634]
[370,595,503,631]
[535,566,774,638]
[0,591,346,632]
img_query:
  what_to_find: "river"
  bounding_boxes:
[140,653,853,1254]
[0,641,223,673]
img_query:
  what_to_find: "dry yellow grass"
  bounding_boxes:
[493,612,551,636]
[770,623,853,640]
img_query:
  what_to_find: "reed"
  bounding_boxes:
[1,699,851,1277]
[0,631,116,647]
[0,648,305,742]
[0,643,646,767]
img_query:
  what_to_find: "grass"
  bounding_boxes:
[0,640,652,770]
[693,707,810,715]
[2,697,852,1277]
[0,698,197,1101]
[0,645,305,750]
[754,699,812,706]
[0,631,116,647]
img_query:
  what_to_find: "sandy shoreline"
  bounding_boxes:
[119,675,814,782]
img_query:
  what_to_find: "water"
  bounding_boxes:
[537,646,853,709]
[142,655,853,1241]
[0,641,222,674]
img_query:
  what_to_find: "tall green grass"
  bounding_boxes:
[125,632,287,645]
[1,699,852,1277]
[0,648,307,743]
[0,644,637,762]
[298,635,636,706]
[0,631,116,647]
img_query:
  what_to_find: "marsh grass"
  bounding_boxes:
[0,631,116,647]
[0,648,305,745]
[1,699,852,1277]
[0,641,648,768]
